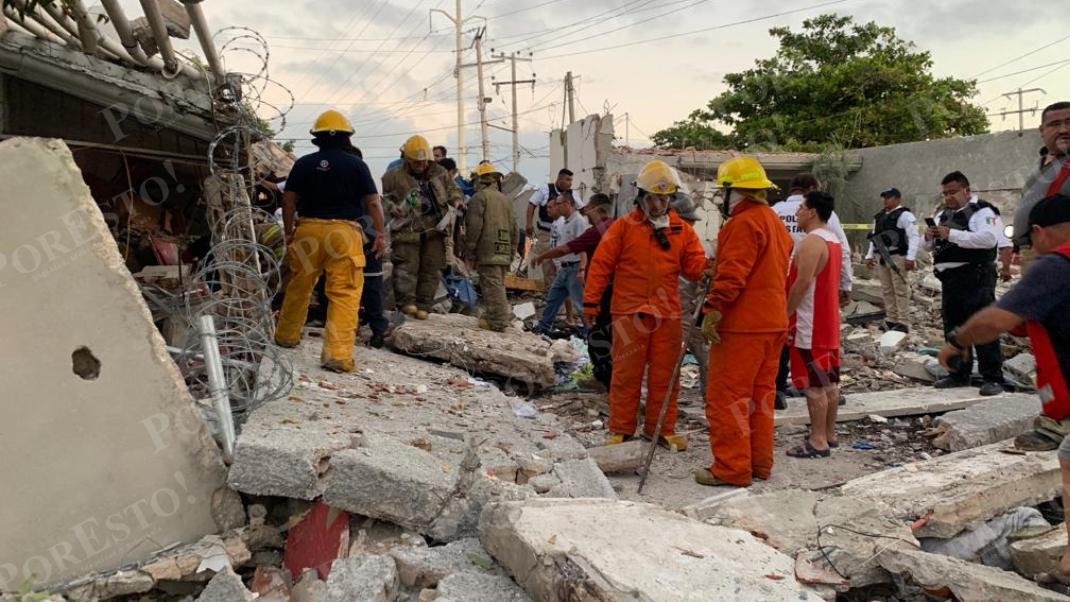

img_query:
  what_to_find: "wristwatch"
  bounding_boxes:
[946,328,965,350]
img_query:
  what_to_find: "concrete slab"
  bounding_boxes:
[389,538,490,588]
[933,394,1041,451]
[0,138,232,588]
[878,548,1070,602]
[775,387,1024,426]
[1011,527,1066,577]
[390,313,580,388]
[228,429,350,499]
[841,443,1061,538]
[480,499,814,602]
[436,571,532,602]
[320,555,399,602]
[547,458,617,499]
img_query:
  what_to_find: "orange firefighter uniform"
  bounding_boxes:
[701,158,793,487]
[584,205,708,444]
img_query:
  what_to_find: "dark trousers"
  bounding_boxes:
[775,343,791,393]
[588,284,614,388]
[939,263,1004,383]
[361,243,388,337]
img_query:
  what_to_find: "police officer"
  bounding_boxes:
[381,135,463,319]
[865,187,919,333]
[923,171,1005,396]
[464,162,518,331]
[275,110,386,373]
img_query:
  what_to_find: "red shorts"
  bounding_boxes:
[790,347,841,390]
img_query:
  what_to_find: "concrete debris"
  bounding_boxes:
[250,567,291,602]
[480,498,814,602]
[61,571,155,602]
[932,394,1041,451]
[320,555,399,602]
[878,548,1070,602]
[348,518,426,557]
[891,353,946,383]
[841,443,1061,538]
[1011,526,1067,577]
[528,473,561,494]
[140,530,251,583]
[547,458,618,499]
[699,490,917,589]
[531,432,587,462]
[775,387,1015,426]
[849,279,884,305]
[879,330,908,354]
[585,440,649,473]
[194,569,255,602]
[0,137,234,587]
[228,428,350,499]
[919,274,942,294]
[436,571,532,602]
[389,538,490,589]
[679,489,753,521]
[921,507,1049,570]
[391,313,580,388]
[512,302,537,321]
[1004,353,1038,387]
[846,329,874,344]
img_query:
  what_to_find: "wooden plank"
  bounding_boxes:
[774,387,1024,426]
[505,274,546,292]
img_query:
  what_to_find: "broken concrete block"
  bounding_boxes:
[585,440,649,473]
[850,280,884,305]
[933,394,1041,452]
[228,427,350,499]
[390,539,492,588]
[391,314,580,388]
[528,473,561,494]
[879,330,908,354]
[920,274,942,294]
[320,555,399,602]
[878,547,1069,602]
[701,490,917,588]
[892,353,940,382]
[436,571,532,602]
[480,499,812,602]
[533,432,587,461]
[1004,353,1037,387]
[547,458,617,499]
[323,434,456,534]
[139,531,251,583]
[1011,527,1066,577]
[775,387,1019,426]
[512,302,536,321]
[921,507,1049,570]
[0,138,232,587]
[429,475,534,542]
[196,569,255,602]
[62,570,155,602]
[846,329,874,344]
[841,443,1061,538]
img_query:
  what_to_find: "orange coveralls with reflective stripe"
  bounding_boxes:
[703,198,793,486]
[584,208,708,438]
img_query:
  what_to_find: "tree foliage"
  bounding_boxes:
[650,112,732,150]
[654,14,988,150]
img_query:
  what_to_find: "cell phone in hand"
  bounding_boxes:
[924,217,937,228]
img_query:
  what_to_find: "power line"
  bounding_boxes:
[977,58,1070,84]
[487,0,572,20]
[289,1,388,99]
[971,33,1070,78]
[529,0,709,54]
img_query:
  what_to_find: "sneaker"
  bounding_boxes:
[933,377,970,389]
[369,334,386,349]
[978,381,1004,396]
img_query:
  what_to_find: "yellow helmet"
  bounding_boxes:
[401,135,432,161]
[636,160,677,195]
[716,156,776,190]
[473,162,502,178]
[310,110,354,135]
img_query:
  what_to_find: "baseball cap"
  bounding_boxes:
[880,187,901,198]
[1028,193,1070,228]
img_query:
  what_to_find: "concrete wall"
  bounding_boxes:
[0,138,234,589]
[842,130,1044,225]
[549,114,615,201]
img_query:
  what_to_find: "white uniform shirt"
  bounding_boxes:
[529,183,584,232]
[922,197,1001,272]
[864,205,920,261]
[774,194,854,291]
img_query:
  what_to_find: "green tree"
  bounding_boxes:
[650,112,732,149]
[658,14,988,150]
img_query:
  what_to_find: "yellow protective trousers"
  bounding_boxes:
[275,218,366,371]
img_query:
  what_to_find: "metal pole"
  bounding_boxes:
[180,0,225,83]
[455,0,466,172]
[566,71,575,124]
[198,315,235,463]
[511,52,519,172]
[475,29,489,162]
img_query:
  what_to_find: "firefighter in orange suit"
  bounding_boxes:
[697,156,793,487]
[583,160,709,450]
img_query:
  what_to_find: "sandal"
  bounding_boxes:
[808,436,839,449]
[786,440,831,458]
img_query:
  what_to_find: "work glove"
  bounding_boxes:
[701,310,722,345]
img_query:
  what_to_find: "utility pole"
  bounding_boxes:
[431,0,483,172]
[565,71,576,124]
[492,50,535,172]
[623,112,629,147]
[460,28,503,163]
[1001,87,1046,136]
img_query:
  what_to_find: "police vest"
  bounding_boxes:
[934,201,998,265]
[1027,241,1070,422]
[537,184,560,230]
[872,206,910,256]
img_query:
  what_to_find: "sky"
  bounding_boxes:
[162,0,1070,184]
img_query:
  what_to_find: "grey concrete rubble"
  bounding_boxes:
[841,443,1061,539]
[775,387,1019,426]
[227,429,351,499]
[480,498,817,602]
[547,458,618,499]
[1004,353,1038,387]
[0,138,234,587]
[390,313,580,388]
[932,394,1041,451]
[1011,527,1067,577]
[878,548,1070,602]
[194,569,255,602]
[698,490,917,589]
[584,440,649,473]
[436,571,532,602]
[921,507,1050,570]
[320,555,399,602]
[389,539,491,589]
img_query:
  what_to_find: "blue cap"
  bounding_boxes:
[880,187,901,198]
